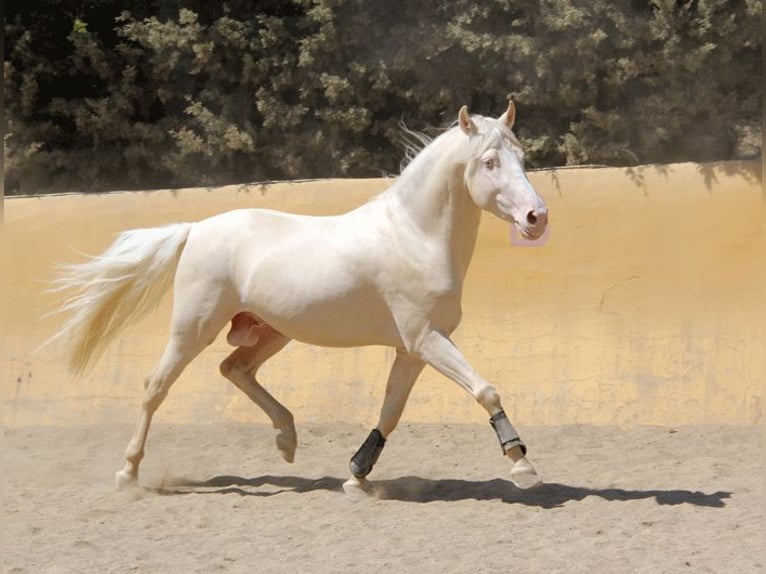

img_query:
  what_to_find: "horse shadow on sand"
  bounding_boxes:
[157,475,731,509]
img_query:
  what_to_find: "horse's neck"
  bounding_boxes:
[388,135,482,279]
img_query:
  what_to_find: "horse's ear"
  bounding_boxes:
[458,105,477,135]
[499,100,516,129]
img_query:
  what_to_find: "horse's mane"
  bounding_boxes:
[397,114,522,175]
[398,123,437,173]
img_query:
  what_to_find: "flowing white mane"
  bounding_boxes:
[398,124,436,172]
[398,114,524,177]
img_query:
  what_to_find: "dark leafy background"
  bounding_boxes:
[4,0,762,194]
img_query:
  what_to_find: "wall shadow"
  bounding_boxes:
[159,474,731,509]
[623,160,761,194]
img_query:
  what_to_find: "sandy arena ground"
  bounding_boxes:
[5,421,761,573]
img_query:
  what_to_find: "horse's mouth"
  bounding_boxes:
[510,218,536,239]
[519,227,543,240]
[496,198,540,237]
[514,219,549,242]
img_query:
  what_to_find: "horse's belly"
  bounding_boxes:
[241,271,403,348]
[258,297,402,348]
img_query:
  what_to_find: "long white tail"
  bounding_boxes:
[46,222,194,374]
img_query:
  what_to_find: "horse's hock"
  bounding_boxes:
[3,162,763,427]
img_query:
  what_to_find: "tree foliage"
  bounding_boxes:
[4,0,762,194]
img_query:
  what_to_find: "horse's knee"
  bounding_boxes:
[219,357,230,378]
[219,355,252,379]
[475,383,502,413]
[219,356,237,379]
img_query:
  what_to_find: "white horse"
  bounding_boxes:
[49,102,549,494]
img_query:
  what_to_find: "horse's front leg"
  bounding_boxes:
[344,349,425,495]
[415,329,541,489]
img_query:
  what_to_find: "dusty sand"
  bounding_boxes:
[5,422,761,573]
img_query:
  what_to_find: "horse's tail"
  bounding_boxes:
[45,222,194,375]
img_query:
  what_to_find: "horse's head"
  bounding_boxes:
[459,102,548,240]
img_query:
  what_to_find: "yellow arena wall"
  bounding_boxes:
[2,162,763,428]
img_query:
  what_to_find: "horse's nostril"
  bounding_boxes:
[526,210,538,226]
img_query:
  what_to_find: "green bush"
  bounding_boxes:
[4,0,761,194]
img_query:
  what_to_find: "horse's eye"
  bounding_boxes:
[483,158,495,170]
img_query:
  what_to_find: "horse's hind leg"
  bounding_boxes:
[115,332,210,489]
[115,273,233,489]
[219,329,296,462]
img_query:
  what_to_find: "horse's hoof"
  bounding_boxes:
[275,426,297,463]
[342,476,373,500]
[510,458,543,490]
[115,469,138,491]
